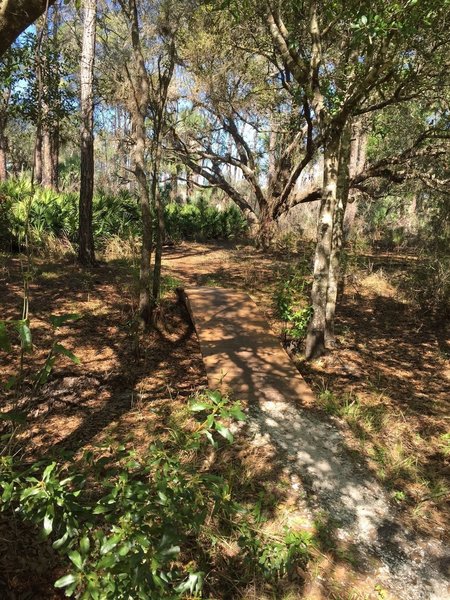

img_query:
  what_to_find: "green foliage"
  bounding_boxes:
[0,391,312,598]
[0,312,81,391]
[164,197,247,242]
[275,265,312,341]
[0,180,247,251]
[239,527,312,581]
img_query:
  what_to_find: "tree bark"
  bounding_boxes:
[151,146,163,321]
[325,126,351,348]
[0,0,57,57]
[305,138,340,359]
[41,128,52,187]
[78,0,97,266]
[0,124,7,180]
[51,125,59,190]
[124,0,152,328]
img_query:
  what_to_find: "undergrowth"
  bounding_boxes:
[0,390,313,598]
[0,178,247,254]
[317,389,450,518]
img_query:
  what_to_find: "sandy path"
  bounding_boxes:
[164,244,450,599]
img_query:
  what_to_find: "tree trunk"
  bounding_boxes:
[305,138,340,359]
[0,124,7,180]
[151,147,163,323]
[325,126,351,348]
[34,127,43,184]
[34,27,44,185]
[41,127,52,187]
[126,0,152,328]
[169,169,179,203]
[78,0,97,266]
[135,128,153,328]
[51,125,59,190]
[186,169,193,199]
[256,205,276,250]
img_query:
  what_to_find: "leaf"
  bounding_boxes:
[80,536,90,556]
[215,422,233,443]
[0,322,11,352]
[68,550,83,570]
[160,545,180,557]
[16,320,32,351]
[189,401,210,412]
[49,313,81,328]
[43,513,54,537]
[53,531,69,550]
[203,430,217,448]
[42,462,57,482]
[54,344,81,364]
[207,390,222,404]
[100,534,121,555]
[54,574,77,589]
[35,356,56,386]
[93,504,109,514]
[97,554,117,570]
[175,572,204,594]
[229,404,246,421]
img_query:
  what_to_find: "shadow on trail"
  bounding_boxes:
[183,286,450,599]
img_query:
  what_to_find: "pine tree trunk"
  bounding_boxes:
[169,170,179,203]
[78,0,97,266]
[305,139,340,359]
[34,128,43,183]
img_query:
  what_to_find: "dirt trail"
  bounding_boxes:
[165,245,450,600]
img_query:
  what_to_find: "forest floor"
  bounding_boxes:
[0,241,449,599]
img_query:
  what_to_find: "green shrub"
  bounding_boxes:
[0,390,312,598]
[0,179,247,252]
[165,198,247,242]
[275,265,312,342]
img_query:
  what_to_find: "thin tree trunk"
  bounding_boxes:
[169,169,179,203]
[0,122,7,180]
[186,169,193,199]
[151,144,163,321]
[325,126,351,348]
[34,25,44,185]
[51,125,59,190]
[78,0,97,266]
[42,128,52,187]
[305,138,340,359]
[125,0,152,328]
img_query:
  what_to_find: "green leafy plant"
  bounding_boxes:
[275,268,312,342]
[35,313,81,387]
[0,391,314,598]
[0,313,81,391]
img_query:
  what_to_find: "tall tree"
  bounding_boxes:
[259,0,450,358]
[117,0,153,326]
[78,0,97,266]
